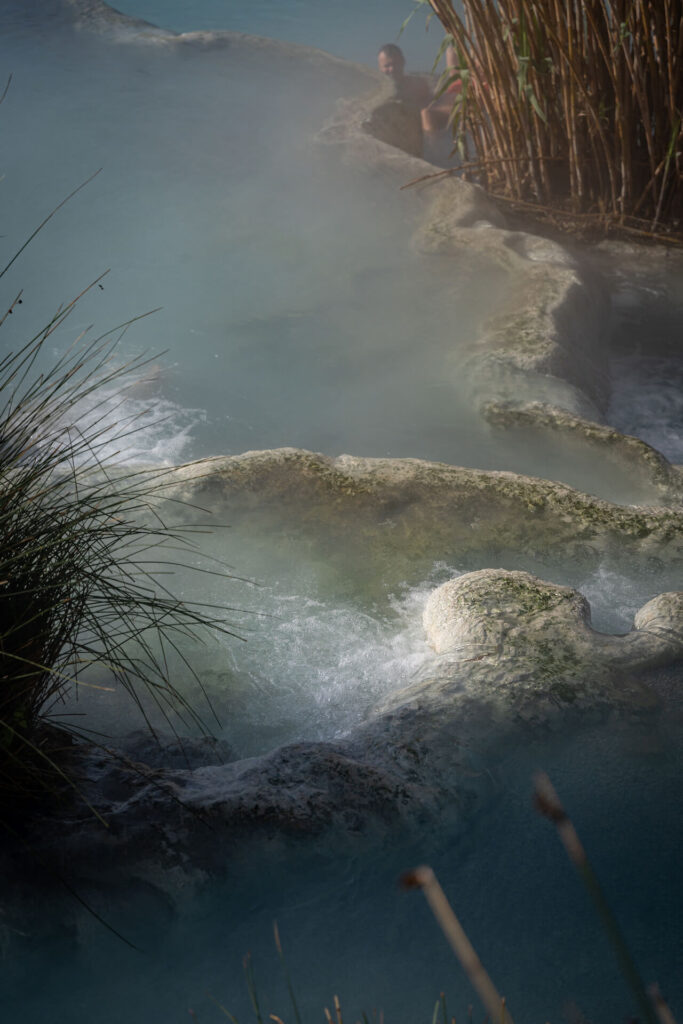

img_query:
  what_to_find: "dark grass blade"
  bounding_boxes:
[243,954,265,1024]
[273,921,302,1024]
[534,773,661,1024]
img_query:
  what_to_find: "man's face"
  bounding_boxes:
[378,50,404,80]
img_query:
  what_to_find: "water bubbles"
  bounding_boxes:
[64,385,204,466]
[210,582,440,756]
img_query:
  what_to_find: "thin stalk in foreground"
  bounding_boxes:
[401,865,514,1024]
[533,772,662,1024]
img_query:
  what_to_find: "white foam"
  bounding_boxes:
[208,580,440,755]
[60,385,204,467]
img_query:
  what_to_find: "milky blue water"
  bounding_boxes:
[7,714,683,1024]
[0,0,506,474]
[0,1,666,501]
[112,0,449,68]
[0,4,681,1024]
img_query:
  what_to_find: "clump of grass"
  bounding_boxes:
[0,279,237,814]
[418,0,682,241]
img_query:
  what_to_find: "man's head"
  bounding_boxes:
[377,44,405,81]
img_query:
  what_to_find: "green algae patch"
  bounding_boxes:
[416,569,682,717]
[167,449,683,587]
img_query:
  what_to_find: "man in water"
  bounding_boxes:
[377,43,432,110]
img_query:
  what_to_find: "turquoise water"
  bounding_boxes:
[6,715,682,1024]
[0,2,507,472]
[1,1,654,499]
[0,4,681,1024]
[112,0,450,68]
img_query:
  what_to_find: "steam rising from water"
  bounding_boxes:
[110,0,447,67]
[0,13,509,469]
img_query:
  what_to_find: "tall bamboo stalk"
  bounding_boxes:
[427,0,683,229]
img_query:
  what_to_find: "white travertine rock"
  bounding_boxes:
[415,569,683,708]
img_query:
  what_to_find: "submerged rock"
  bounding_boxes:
[483,402,683,503]
[168,448,683,576]
[29,738,440,879]
[64,0,170,38]
[27,567,682,876]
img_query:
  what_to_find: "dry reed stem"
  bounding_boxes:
[426,0,683,233]
[649,983,678,1024]
[534,773,664,1024]
[402,866,514,1024]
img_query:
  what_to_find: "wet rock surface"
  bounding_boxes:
[25,568,682,874]
[168,448,683,573]
[325,70,683,504]
[29,738,441,878]
[483,401,683,503]
[416,569,682,707]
